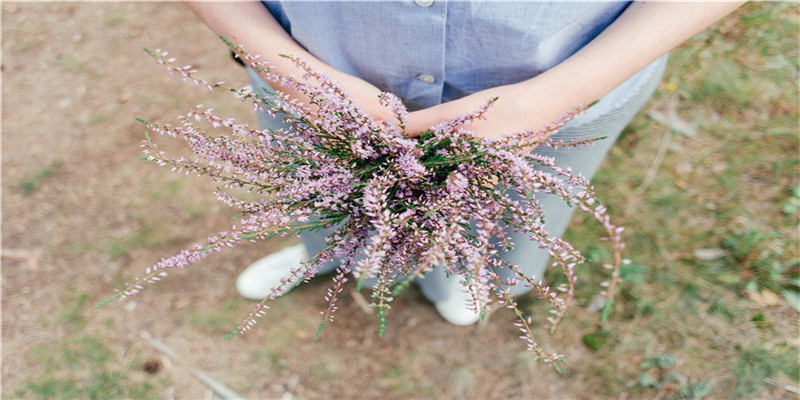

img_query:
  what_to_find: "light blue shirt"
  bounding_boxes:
[262,1,665,118]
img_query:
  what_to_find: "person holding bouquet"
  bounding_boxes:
[186,1,743,326]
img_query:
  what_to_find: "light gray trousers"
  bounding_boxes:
[247,55,666,303]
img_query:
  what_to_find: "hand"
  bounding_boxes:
[401,1,745,143]
[403,79,579,145]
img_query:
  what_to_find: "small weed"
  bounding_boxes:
[104,13,127,27]
[722,229,763,263]
[53,55,86,73]
[15,160,63,195]
[750,312,770,331]
[637,353,713,399]
[720,229,798,296]
[56,291,89,329]
[89,112,111,125]
[708,299,737,322]
[582,327,612,352]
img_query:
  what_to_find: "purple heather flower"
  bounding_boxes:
[108,42,626,368]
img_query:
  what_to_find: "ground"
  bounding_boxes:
[2,3,798,399]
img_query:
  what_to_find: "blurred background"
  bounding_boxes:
[2,2,798,399]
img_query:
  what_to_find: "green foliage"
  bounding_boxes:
[783,279,800,313]
[618,262,647,285]
[708,299,737,321]
[56,292,89,328]
[15,160,63,195]
[588,2,800,374]
[780,185,800,215]
[637,354,713,399]
[581,327,611,351]
[720,229,799,296]
[221,329,237,341]
[94,294,120,309]
[731,344,799,399]
[676,382,714,400]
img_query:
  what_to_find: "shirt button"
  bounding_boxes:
[414,0,434,7]
[417,73,436,83]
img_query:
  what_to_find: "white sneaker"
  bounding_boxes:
[236,244,307,300]
[434,278,482,326]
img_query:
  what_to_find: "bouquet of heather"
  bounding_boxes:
[100,38,625,370]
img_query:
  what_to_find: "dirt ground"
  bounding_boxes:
[2,3,797,400]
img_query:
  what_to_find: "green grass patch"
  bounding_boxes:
[635,353,714,399]
[730,344,800,399]
[102,213,193,259]
[15,160,63,195]
[182,297,244,334]
[380,365,424,396]
[307,355,339,381]
[548,3,799,397]
[56,291,90,329]
[147,180,184,200]
[103,13,127,27]
[16,336,158,399]
[53,55,87,73]
[103,224,158,260]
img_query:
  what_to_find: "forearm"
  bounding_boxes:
[184,2,394,121]
[538,1,746,113]
[185,2,322,79]
[406,1,745,139]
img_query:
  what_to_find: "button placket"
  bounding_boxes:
[401,0,446,108]
[416,74,436,83]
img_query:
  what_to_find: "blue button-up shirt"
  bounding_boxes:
[262,1,664,116]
